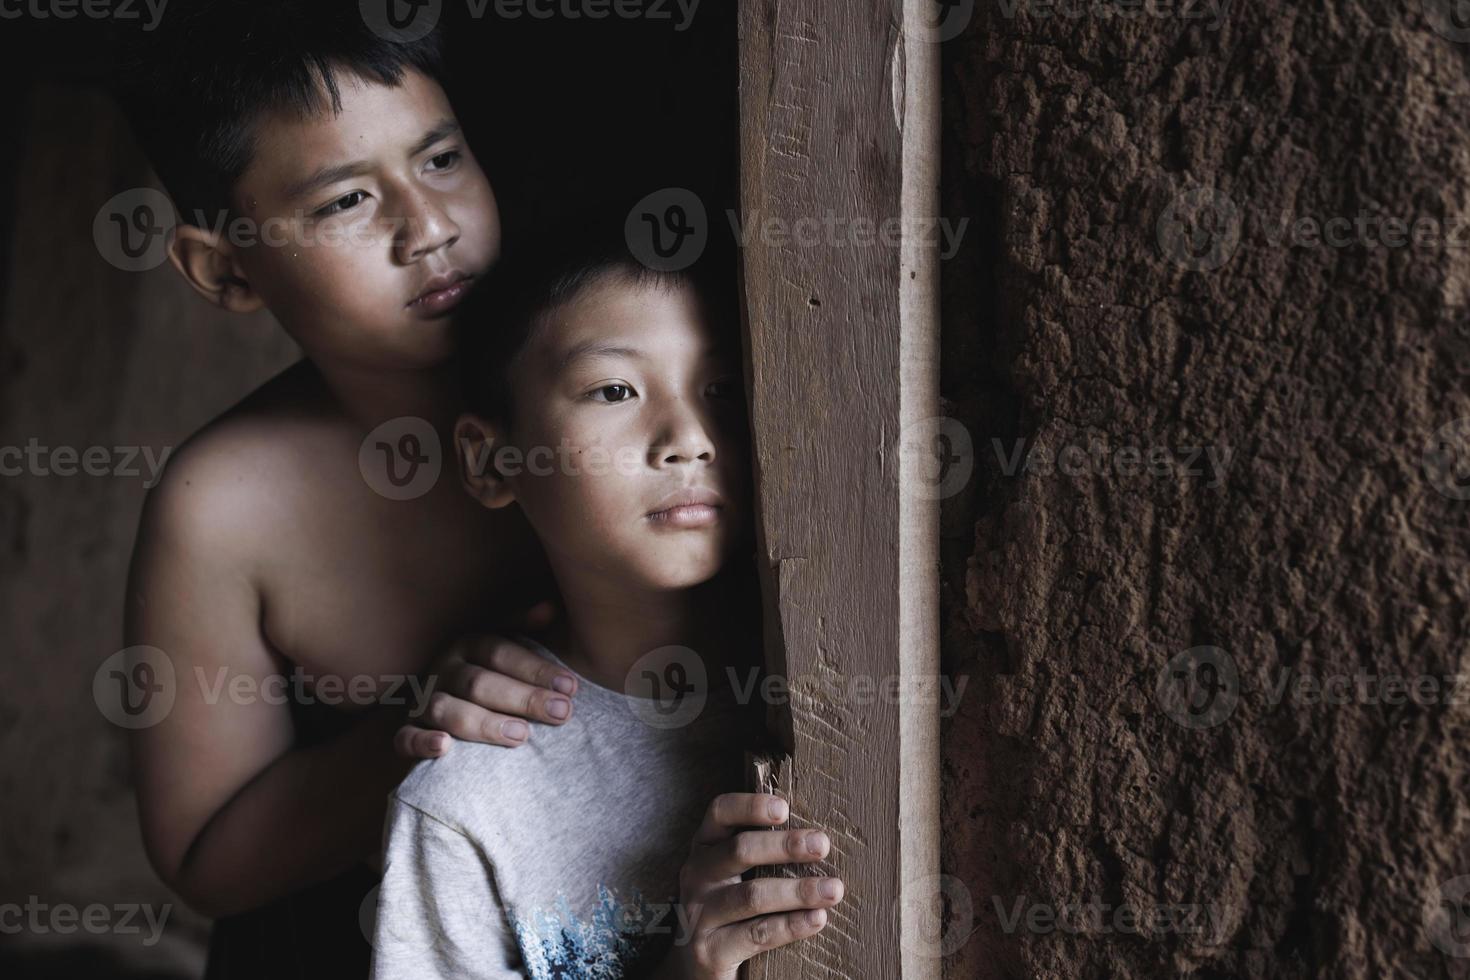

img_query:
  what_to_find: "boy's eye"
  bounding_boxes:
[428,150,462,172]
[706,378,742,399]
[588,383,636,404]
[314,191,366,217]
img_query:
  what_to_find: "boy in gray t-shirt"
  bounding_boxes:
[371,219,846,980]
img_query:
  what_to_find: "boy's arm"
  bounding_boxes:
[372,798,523,980]
[125,471,415,918]
[123,457,573,918]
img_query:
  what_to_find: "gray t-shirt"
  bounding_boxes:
[370,638,754,980]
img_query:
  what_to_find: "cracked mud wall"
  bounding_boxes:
[939,2,1470,977]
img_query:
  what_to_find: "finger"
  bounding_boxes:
[415,691,533,747]
[460,636,578,696]
[704,908,830,966]
[689,829,831,882]
[394,724,452,759]
[697,877,844,933]
[692,793,789,844]
[441,662,575,726]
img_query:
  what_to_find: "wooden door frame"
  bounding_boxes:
[738,1,942,976]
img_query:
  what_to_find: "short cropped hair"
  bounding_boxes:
[111,0,446,229]
[456,199,738,424]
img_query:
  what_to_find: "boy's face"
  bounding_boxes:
[487,276,750,592]
[225,68,499,369]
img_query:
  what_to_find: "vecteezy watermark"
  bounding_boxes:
[993,895,1229,942]
[192,666,437,713]
[460,434,730,483]
[726,667,970,717]
[94,646,177,730]
[1157,184,1242,272]
[1158,184,1470,271]
[897,874,976,958]
[1156,646,1240,729]
[623,646,710,729]
[359,0,700,42]
[94,645,437,729]
[360,416,442,501]
[901,420,1232,500]
[626,188,710,273]
[0,439,173,487]
[94,188,177,273]
[0,0,168,29]
[993,0,1230,30]
[1424,0,1470,44]
[993,437,1234,489]
[623,189,972,271]
[901,416,976,502]
[892,0,976,44]
[1258,210,1470,251]
[1426,874,1470,958]
[366,877,734,954]
[1264,668,1470,709]
[0,898,172,947]
[1424,417,1470,501]
[94,191,488,273]
[725,209,971,261]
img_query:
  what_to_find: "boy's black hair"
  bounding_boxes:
[111,0,446,229]
[457,196,738,424]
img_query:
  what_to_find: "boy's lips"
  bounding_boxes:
[407,271,475,318]
[646,487,726,529]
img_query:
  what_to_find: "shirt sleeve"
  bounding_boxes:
[370,795,525,980]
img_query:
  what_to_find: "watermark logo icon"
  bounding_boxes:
[626,188,708,272]
[897,873,975,958]
[1156,646,1239,729]
[94,646,176,729]
[624,645,708,729]
[1426,874,1470,958]
[94,188,175,273]
[1423,417,1470,500]
[1157,185,1241,272]
[894,0,974,44]
[360,417,442,500]
[1425,0,1470,43]
[360,0,442,41]
[900,416,974,500]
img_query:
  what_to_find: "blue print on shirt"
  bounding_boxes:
[513,886,669,979]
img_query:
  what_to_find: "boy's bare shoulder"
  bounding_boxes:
[140,361,352,558]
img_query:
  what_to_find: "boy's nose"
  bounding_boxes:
[396,197,461,262]
[651,405,718,467]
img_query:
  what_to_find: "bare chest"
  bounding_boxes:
[256,488,543,700]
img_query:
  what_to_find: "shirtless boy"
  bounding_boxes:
[113,5,567,974]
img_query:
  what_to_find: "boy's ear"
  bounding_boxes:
[455,413,517,509]
[167,224,266,314]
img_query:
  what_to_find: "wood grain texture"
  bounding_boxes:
[738,1,940,976]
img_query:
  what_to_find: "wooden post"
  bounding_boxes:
[738,1,940,976]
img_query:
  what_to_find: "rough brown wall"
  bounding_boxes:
[940,2,1470,977]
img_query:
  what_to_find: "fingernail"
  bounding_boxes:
[821,879,840,900]
[432,733,450,753]
[806,909,826,928]
[502,720,529,741]
[806,832,828,855]
[768,799,788,822]
[552,675,576,696]
[547,698,571,720]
